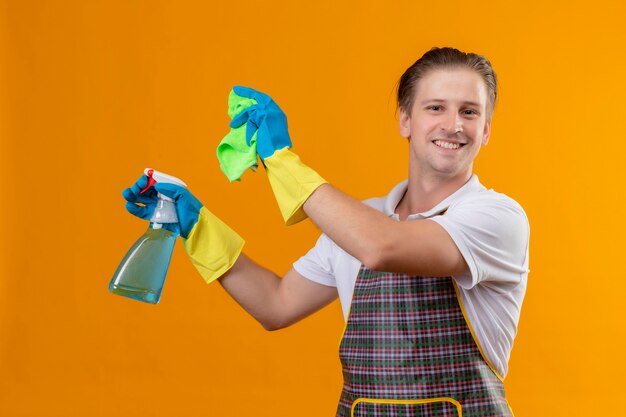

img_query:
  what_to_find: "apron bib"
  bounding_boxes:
[337,266,512,417]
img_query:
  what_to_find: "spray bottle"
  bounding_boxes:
[109,168,186,304]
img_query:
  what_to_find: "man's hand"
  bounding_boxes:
[123,175,202,239]
[229,86,292,161]
[224,87,327,225]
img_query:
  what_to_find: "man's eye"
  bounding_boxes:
[428,105,442,111]
[462,109,477,116]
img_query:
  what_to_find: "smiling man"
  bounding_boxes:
[226,47,529,416]
[124,47,530,416]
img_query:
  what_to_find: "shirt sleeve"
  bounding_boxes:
[429,192,530,289]
[293,233,338,287]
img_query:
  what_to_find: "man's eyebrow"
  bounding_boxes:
[420,99,482,107]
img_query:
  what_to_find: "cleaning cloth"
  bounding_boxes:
[216,91,259,181]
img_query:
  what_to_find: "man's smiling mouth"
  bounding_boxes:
[433,140,466,150]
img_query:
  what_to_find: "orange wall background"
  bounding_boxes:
[1,1,625,416]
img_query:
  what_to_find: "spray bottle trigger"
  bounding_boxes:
[139,169,158,194]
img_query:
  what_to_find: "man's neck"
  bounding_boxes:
[395,170,472,221]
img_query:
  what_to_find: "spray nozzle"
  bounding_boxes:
[139,168,187,196]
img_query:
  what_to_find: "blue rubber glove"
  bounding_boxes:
[123,175,201,239]
[229,86,292,161]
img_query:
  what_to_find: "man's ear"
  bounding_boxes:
[399,108,411,138]
[482,119,491,146]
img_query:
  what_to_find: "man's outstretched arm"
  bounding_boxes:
[123,172,338,330]
[303,184,467,277]
[226,86,467,278]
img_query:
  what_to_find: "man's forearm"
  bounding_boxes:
[302,184,393,269]
[218,253,338,331]
[302,184,467,277]
[218,254,284,330]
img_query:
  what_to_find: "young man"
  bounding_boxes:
[124,47,529,416]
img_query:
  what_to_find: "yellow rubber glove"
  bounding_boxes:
[183,207,245,284]
[263,148,327,225]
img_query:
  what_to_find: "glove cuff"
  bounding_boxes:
[183,207,245,284]
[264,148,327,225]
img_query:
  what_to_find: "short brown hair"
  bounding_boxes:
[397,47,498,117]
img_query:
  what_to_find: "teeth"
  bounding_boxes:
[434,140,461,149]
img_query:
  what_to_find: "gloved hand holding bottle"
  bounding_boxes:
[121,170,245,286]
[222,86,327,225]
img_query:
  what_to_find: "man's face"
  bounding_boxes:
[399,67,491,181]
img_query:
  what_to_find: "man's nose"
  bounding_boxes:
[441,113,463,134]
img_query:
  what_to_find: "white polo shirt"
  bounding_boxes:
[293,175,530,378]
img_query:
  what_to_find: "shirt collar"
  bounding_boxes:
[384,175,482,220]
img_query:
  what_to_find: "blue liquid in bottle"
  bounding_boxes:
[109,225,178,304]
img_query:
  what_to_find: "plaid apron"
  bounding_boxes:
[336,266,512,417]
